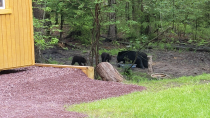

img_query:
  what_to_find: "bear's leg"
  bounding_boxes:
[136,59,145,69]
[78,61,82,66]
[71,60,75,65]
[101,57,105,62]
[83,62,86,66]
[143,59,148,68]
[139,60,145,69]
[107,59,110,62]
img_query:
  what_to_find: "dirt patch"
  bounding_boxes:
[42,43,210,78]
[199,79,210,84]
[0,66,146,117]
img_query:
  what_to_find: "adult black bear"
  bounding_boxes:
[101,52,112,62]
[71,56,87,66]
[117,51,148,69]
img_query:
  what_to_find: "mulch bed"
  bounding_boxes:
[0,66,146,118]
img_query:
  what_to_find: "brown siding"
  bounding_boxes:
[0,0,34,70]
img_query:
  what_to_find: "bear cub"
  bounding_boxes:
[101,52,112,62]
[71,56,87,66]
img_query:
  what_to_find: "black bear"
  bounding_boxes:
[101,52,112,62]
[117,51,148,69]
[71,56,87,66]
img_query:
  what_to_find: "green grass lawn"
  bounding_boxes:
[66,74,210,118]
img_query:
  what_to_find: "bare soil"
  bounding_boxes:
[43,42,210,78]
[0,66,146,117]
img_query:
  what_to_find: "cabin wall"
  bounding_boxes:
[0,0,34,70]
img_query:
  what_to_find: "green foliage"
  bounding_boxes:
[165,43,173,50]
[121,67,149,82]
[33,0,210,50]
[111,40,120,47]
[122,68,132,80]
[33,18,59,50]
[68,57,72,61]
[99,49,120,56]
[47,58,59,64]
[63,47,69,50]
[82,50,88,53]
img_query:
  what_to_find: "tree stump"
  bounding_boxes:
[96,62,124,82]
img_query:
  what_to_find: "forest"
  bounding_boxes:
[1,1,210,117]
[32,0,210,79]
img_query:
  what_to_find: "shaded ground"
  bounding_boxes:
[149,49,210,77]
[0,66,146,117]
[42,42,210,78]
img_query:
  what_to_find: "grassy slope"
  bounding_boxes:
[66,74,210,118]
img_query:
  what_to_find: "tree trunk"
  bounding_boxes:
[96,62,124,82]
[32,0,46,63]
[126,2,130,21]
[172,0,175,29]
[59,12,64,40]
[107,0,117,41]
[89,3,100,79]
[139,0,144,34]
[132,0,136,21]
[32,1,44,20]
[55,10,59,25]
[45,13,52,38]
[145,14,150,35]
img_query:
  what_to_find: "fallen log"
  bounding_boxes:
[96,62,124,82]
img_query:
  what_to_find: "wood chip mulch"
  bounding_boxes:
[0,66,146,118]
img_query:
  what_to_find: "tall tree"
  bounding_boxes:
[90,2,101,78]
[125,1,130,21]
[107,0,117,41]
[32,0,46,63]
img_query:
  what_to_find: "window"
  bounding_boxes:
[0,0,11,14]
[0,0,5,9]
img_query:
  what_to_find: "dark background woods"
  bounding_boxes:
[32,0,210,69]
